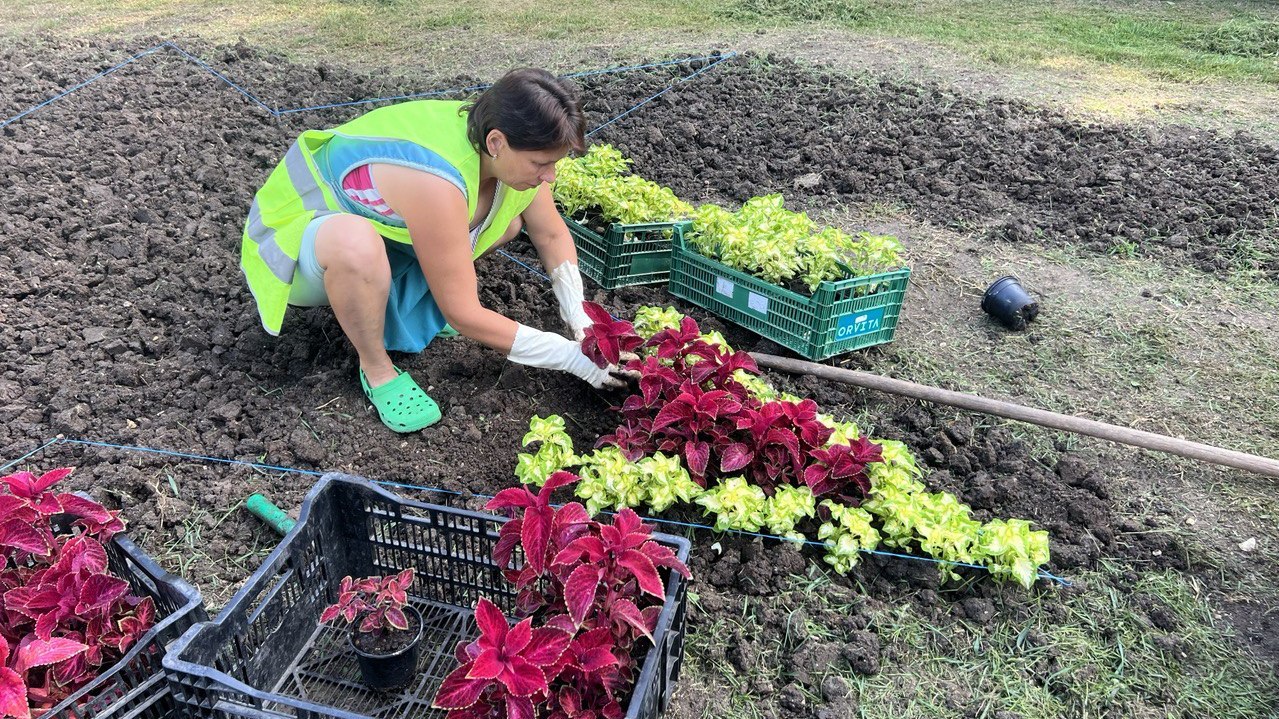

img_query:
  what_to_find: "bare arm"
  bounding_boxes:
[371,164,518,353]
[522,183,577,270]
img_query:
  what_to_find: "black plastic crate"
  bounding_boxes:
[163,474,691,719]
[39,520,207,719]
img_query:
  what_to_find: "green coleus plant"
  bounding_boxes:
[975,519,1052,589]
[514,415,577,487]
[860,444,1051,588]
[637,452,704,513]
[632,306,686,341]
[575,446,645,515]
[762,485,816,541]
[515,415,703,515]
[554,145,692,226]
[575,448,703,516]
[817,500,882,574]
[694,477,767,532]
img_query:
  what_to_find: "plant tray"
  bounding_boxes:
[668,232,912,360]
[564,214,691,290]
[163,474,691,719]
[41,516,207,719]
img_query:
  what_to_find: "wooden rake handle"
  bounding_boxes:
[750,353,1279,479]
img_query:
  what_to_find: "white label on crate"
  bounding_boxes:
[715,277,735,298]
[747,291,769,316]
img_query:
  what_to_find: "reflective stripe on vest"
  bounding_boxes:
[239,100,538,336]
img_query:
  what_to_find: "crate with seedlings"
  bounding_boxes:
[163,474,691,719]
[553,145,692,289]
[1,467,206,719]
[669,195,911,360]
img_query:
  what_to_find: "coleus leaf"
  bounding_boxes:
[564,565,602,627]
[76,573,131,614]
[521,506,553,574]
[684,441,710,478]
[493,519,523,568]
[554,535,606,567]
[523,627,573,667]
[0,520,51,556]
[432,665,488,710]
[610,508,648,545]
[641,541,693,578]
[1,468,73,499]
[14,637,87,673]
[55,494,115,525]
[51,535,109,576]
[0,667,29,719]
[617,550,665,600]
[581,302,643,368]
[474,597,509,650]
[609,598,654,644]
[383,608,409,631]
[506,695,536,719]
[719,442,753,473]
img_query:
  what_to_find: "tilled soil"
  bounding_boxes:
[590,55,1279,280]
[0,35,1272,718]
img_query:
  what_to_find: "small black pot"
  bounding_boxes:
[348,605,423,690]
[981,275,1039,330]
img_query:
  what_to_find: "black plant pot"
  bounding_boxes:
[348,605,423,690]
[981,275,1039,330]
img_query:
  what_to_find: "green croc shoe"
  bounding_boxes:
[436,324,460,339]
[360,367,442,433]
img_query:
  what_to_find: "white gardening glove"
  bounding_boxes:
[550,261,593,341]
[507,324,628,389]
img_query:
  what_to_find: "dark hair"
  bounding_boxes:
[464,68,586,156]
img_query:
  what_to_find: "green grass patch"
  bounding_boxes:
[1186,16,1279,58]
[682,562,1279,718]
[4,0,1278,85]
[721,0,1279,83]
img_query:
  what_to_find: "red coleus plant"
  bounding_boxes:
[487,472,592,617]
[438,473,690,719]
[650,381,742,479]
[0,468,155,717]
[584,308,886,505]
[804,437,884,505]
[580,302,644,368]
[0,635,90,719]
[539,625,624,719]
[552,508,689,646]
[319,568,415,636]
[433,598,572,719]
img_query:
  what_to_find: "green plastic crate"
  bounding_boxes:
[668,233,911,361]
[563,214,691,290]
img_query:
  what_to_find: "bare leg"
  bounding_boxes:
[313,214,398,387]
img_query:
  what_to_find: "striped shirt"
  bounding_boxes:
[340,164,500,248]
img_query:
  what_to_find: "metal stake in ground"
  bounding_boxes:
[750,353,1279,479]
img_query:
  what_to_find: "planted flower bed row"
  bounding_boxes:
[553,146,911,360]
[514,305,1052,589]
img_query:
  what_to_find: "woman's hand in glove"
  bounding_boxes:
[507,324,638,389]
[550,260,593,341]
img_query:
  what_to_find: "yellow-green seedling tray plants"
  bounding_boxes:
[554,145,692,289]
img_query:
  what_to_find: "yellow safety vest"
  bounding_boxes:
[241,100,539,335]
